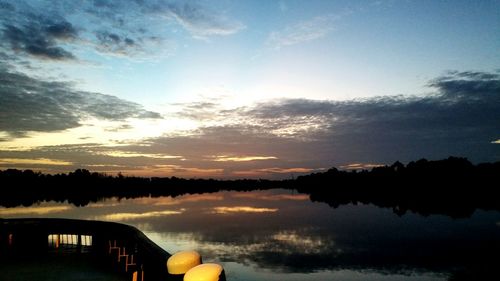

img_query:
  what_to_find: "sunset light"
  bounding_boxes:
[0,0,497,178]
[1,2,499,281]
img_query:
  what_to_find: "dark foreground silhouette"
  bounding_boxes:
[1,156,499,217]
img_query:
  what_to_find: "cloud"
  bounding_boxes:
[163,1,245,38]
[255,71,500,161]
[143,70,500,170]
[173,101,223,120]
[96,151,182,159]
[211,155,278,162]
[94,30,138,55]
[428,70,500,99]
[267,15,338,49]
[233,167,315,176]
[1,71,498,177]
[148,165,224,177]
[339,163,384,170]
[1,21,76,60]
[0,0,243,64]
[87,0,245,38]
[0,158,72,166]
[0,1,77,62]
[0,67,161,138]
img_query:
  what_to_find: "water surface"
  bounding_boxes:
[1,189,499,280]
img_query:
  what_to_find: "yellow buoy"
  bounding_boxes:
[184,263,225,281]
[167,250,202,275]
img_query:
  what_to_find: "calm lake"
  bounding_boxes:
[1,188,499,280]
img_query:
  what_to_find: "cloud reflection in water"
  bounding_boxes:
[211,206,278,214]
[96,209,185,221]
[1,189,499,280]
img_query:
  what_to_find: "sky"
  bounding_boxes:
[0,0,499,178]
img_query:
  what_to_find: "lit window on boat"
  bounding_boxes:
[48,234,92,247]
[81,235,92,246]
[63,234,78,245]
[48,234,59,248]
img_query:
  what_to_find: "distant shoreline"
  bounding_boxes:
[1,156,499,218]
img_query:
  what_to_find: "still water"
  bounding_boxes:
[1,189,499,280]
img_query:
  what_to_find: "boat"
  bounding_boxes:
[0,218,225,281]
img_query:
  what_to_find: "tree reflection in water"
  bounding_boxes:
[1,188,499,280]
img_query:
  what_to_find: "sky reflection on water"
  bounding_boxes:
[1,189,499,280]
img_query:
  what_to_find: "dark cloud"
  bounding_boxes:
[0,1,78,60]
[0,68,161,138]
[444,70,500,81]
[429,71,500,99]
[95,31,138,55]
[258,72,498,162]
[2,22,76,60]
[45,21,78,40]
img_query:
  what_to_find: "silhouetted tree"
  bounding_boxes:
[0,156,499,217]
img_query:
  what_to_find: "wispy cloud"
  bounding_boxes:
[97,151,183,159]
[164,2,245,39]
[339,163,384,170]
[145,165,224,177]
[211,155,278,162]
[266,14,339,50]
[235,167,315,174]
[0,158,72,166]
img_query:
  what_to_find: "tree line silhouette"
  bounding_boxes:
[293,157,500,218]
[1,156,499,217]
